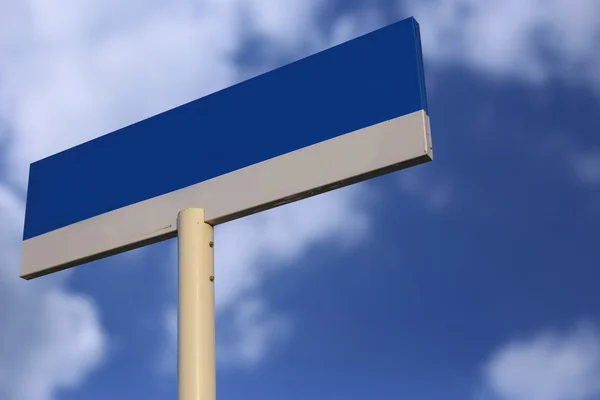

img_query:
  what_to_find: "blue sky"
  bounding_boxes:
[1,0,600,400]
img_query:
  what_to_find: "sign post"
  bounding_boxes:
[177,208,215,400]
[19,17,432,400]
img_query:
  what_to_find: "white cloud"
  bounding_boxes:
[311,6,388,59]
[244,0,323,48]
[212,185,371,367]
[214,185,371,312]
[481,323,600,400]
[0,184,106,400]
[572,152,600,186]
[398,167,453,211]
[156,307,178,375]
[218,296,291,368]
[403,0,600,89]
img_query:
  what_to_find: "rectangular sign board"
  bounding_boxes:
[21,17,432,279]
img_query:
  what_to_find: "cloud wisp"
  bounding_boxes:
[0,185,106,400]
[404,0,600,91]
[480,323,600,400]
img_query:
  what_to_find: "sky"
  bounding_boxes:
[1,0,600,399]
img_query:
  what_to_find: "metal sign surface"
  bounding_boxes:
[21,17,431,279]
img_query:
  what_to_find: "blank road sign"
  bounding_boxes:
[21,17,432,279]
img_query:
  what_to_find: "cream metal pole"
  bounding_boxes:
[177,208,215,400]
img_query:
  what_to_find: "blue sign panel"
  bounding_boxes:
[21,17,431,278]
